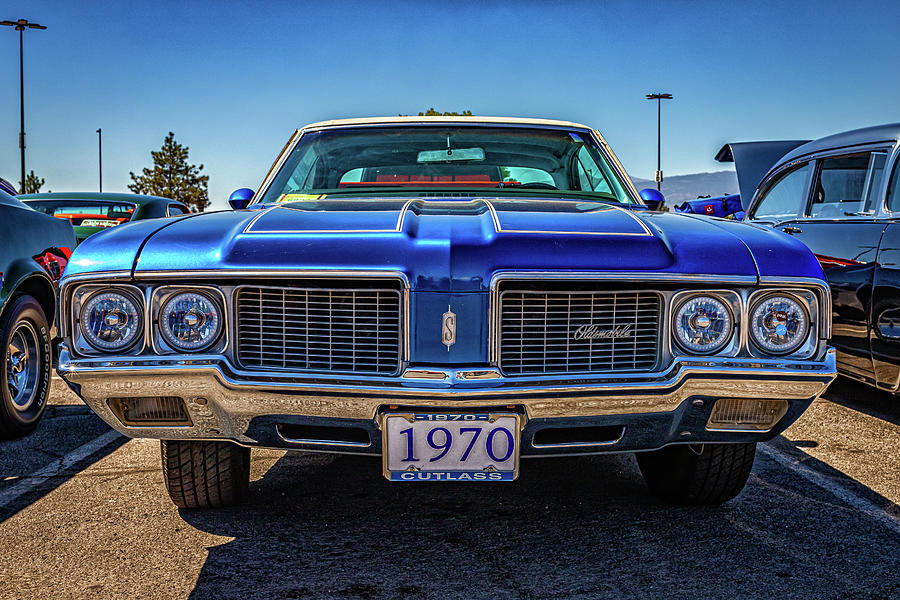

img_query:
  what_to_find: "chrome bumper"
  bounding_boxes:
[57,346,836,453]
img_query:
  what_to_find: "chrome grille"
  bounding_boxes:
[236,286,402,375]
[498,289,661,375]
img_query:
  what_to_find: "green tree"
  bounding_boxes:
[418,108,473,116]
[398,108,474,117]
[19,170,45,194]
[129,132,209,212]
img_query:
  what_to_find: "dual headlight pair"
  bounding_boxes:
[79,289,221,353]
[673,293,810,356]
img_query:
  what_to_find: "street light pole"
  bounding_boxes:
[96,128,102,192]
[646,92,673,192]
[1,18,47,193]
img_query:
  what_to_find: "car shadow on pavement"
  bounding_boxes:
[824,376,900,426]
[0,404,127,523]
[180,445,900,600]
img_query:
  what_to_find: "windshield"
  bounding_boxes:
[258,126,635,204]
[25,199,137,228]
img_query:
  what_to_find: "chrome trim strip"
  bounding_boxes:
[276,428,372,449]
[403,369,450,380]
[590,129,643,204]
[129,268,411,287]
[60,270,133,285]
[457,369,503,380]
[59,347,836,398]
[531,426,626,449]
[252,129,302,204]
[488,272,760,291]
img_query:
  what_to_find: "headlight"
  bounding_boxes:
[750,294,809,355]
[673,295,733,354]
[80,291,143,351]
[159,291,221,352]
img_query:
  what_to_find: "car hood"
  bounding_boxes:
[64,198,823,291]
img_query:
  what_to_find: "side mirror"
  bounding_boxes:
[228,188,255,210]
[639,188,666,211]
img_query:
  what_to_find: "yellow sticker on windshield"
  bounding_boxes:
[277,193,327,202]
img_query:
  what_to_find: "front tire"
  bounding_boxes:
[161,440,251,509]
[636,442,756,505]
[0,295,52,440]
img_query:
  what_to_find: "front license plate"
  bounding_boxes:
[382,413,520,482]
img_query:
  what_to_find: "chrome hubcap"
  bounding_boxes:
[6,320,39,411]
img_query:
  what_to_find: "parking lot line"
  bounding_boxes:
[0,429,123,510]
[760,443,900,535]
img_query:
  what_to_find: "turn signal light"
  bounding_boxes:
[706,398,788,431]
[108,396,191,426]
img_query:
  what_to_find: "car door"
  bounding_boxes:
[777,150,889,384]
[871,148,900,391]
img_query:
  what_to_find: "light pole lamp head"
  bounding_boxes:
[0,19,47,31]
[646,93,674,101]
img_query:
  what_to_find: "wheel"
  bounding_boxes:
[636,442,757,505]
[160,440,251,509]
[0,295,52,439]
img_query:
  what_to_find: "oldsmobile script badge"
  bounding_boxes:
[573,324,633,340]
[442,307,457,349]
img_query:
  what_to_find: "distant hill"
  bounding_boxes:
[630,170,739,206]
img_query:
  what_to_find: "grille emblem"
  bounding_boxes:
[573,324,633,340]
[442,307,457,349]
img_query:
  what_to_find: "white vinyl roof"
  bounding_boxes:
[301,115,593,130]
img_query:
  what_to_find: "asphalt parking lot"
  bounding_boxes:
[0,377,898,600]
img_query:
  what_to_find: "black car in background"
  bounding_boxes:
[0,189,76,438]
[738,124,900,392]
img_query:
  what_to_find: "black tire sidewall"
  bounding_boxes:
[0,295,52,436]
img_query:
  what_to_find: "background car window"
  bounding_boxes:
[25,200,137,226]
[887,155,900,212]
[502,167,555,187]
[862,152,887,212]
[167,204,187,216]
[808,153,881,218]
[750,162,810,221]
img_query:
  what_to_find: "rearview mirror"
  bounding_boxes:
[228,188,254,210]
[417,147,485,163]
[639,188,665,211]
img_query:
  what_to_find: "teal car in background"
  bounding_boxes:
[20,192,190,244]
[0,190,76,438]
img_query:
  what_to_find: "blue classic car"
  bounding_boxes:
[56,117,836,508]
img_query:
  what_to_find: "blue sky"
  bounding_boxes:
[2,0,899,209]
